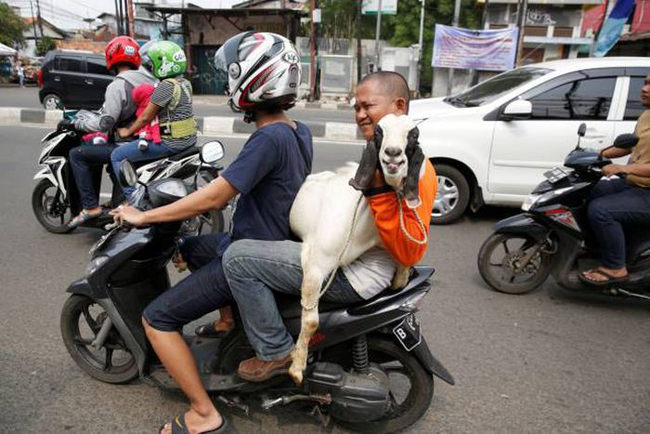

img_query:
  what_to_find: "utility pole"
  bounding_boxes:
[310,0,316,101]
[417,0,425,96]
[35,0,44,40]
[126,0,135,38]
[446,0,461,95]
[114,0,123,35]
[515,0,529,66]
[374,0,383,71]
[356,0,362,82]
[29,0,39,46]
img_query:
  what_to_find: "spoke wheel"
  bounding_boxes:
[31,179,74,234]
[60,295,138,384]
[431,164,470,225]
[333,337,434,433]
[478,233,552,294]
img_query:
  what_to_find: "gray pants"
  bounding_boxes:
[222,239,363,361]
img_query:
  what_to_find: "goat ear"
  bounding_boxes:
[349,126,383,191]
[403,127,424,209]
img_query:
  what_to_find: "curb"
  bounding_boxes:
[0,107,364,142]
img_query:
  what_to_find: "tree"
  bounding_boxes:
[36,36,57,56]
[0,2,25,48]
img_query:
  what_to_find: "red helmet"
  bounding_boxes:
[105,36,141,72]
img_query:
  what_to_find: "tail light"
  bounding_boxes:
[37,68,43,87]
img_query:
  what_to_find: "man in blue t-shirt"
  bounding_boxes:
[112,32,311,434]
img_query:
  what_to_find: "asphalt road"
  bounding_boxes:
[0,87,354,124]
[1,124,649,434]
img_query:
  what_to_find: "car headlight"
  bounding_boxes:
[86,255,109,277]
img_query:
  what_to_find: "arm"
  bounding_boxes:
[118,102,160,139]
[603,162,650,177]
[601,147,632,159]
[74,80,126,133]
[112,176,238,226]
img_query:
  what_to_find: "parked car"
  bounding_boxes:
[411,57,650,224]
[38,50,113,110]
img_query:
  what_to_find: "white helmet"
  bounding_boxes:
[214,32,301,112]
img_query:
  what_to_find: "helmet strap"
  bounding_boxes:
[244,110,256,124]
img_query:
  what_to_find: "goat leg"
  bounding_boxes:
[391,264,410,290]
[290,271,322,385]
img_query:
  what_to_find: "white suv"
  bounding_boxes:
[411,57,650,224]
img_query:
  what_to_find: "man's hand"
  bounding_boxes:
[117,127,131,139]
[110,204,147,226]
[57,119,75,131]
[602,164,629,177]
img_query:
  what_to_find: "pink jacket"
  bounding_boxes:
[133,84,161,143]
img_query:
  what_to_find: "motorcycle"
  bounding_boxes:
[478,123,650,300]
[60,145,455,433]
[32,112,223,235]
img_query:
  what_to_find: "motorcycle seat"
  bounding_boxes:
[167,146,199,162]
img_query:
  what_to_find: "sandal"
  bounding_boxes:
[160,413,229,434]
[194,322,232,338]
[579,268,629,287]
[67,209,102,228]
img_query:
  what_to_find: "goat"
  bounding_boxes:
[288,114,426,385]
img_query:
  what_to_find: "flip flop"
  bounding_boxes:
[160,413,229,434]
[67,209,102,228]
[195,322,231,338]
[579,268,629,287]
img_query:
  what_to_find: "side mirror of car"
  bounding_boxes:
[577,123,587,137]
[200,141,225,164]
[613,133,638,149]
[502,100,532,121]
[119,160,138,188]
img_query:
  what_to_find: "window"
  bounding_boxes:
[56,57,83,72]
[86,57,109,75]
[528,77,615,120]
[624,76,645,121]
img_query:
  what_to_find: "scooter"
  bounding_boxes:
[478,123,650,300]
[60,144,455,433]
[32,114,223,235]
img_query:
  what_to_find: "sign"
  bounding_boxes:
[432,24,519,71]
[312,8,321,24]
[362,0,398,15]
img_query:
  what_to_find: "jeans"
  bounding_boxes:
[222,239,363,361]
[69,143,117,209]
[143,233,234,332]
[588,178,650,268]
[110,140,175,198]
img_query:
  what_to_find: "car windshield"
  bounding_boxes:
[445,67,552,107]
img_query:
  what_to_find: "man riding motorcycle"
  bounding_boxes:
[580,75,650,286]
[111,32,311,434]
[61,36,157,227]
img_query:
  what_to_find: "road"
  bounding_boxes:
[0,87,354,124]
[1,124,649,433]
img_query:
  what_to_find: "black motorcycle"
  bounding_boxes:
[478,123,650,300]
[59,149,455,433]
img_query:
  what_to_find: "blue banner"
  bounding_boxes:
[593,0,636,57]
[432,24,519,71]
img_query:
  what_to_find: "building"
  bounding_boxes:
[22,17,67,58]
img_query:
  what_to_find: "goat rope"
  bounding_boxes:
[397,192,429,245]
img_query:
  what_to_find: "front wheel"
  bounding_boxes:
[478,233,552,294]
[32,179,74,233]
[333,337,434,433]
[432,164,470,225]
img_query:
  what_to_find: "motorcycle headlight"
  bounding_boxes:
[521,194,541,211]
[86,255,109,277]
[522,187,575,211]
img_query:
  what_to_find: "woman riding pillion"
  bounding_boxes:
[114,40,197,199]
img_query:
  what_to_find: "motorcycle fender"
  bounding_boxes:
[410,335,455,385]
[494,214,550,241]
[34,167,57,186]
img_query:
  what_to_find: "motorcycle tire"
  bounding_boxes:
[60,295,139,384]
[31,179,74,234]
[333,337,434,434]
[478,232,552,294]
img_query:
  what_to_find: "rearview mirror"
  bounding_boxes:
[502,100,532,120]
[201,141,225,164]
[119,160,138,188]
[613,133,638,149]
[577,123,586,137]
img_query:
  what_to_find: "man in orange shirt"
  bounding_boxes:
[221,72,437,382]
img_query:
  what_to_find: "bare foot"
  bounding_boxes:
[582,267,628,283]
[159,408,223,434]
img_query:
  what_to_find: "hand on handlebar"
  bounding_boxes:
[110,204,147,227]
[602,164,629,177]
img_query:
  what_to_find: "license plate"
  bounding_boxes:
[543,167,568,184]
[393,314,421,351]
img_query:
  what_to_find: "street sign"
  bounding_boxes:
[362,0,398,15]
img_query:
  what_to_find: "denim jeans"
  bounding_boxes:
[69,143,117,209]
[222,239,363,361]
[110,140,175,198]
[588,178,650,268]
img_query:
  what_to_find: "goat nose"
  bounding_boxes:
[385,147,402,157]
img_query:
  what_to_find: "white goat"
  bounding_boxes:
[288,114,426,385]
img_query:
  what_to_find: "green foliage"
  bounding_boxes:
[0,2,25,47]
[36,37,57,56]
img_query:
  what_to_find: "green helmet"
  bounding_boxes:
[148,41,187,79]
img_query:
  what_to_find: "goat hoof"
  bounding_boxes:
[288,362,304,386]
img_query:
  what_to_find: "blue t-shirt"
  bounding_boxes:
[221,121,313,243]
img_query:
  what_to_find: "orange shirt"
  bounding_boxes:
[367,160,437,266]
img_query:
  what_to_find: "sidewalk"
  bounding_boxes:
[193,94,354,111]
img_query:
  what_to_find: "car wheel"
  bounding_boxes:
[43,94,62,110]
[431,163,470,225]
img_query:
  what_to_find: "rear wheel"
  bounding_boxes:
[432,163,470,225]
[333,337,434,433]
[31,179,74,234]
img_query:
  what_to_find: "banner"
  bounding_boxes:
[362,0,398,15]
[432,24,519,71]
[593,0,636,57]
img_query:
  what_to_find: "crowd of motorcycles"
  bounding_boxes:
[31,111,649,432]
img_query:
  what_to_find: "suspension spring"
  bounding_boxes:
[352,334,370,374]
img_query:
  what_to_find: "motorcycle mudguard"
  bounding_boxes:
[410,335,455,385]
[34,166,57,186]
[494,213,550,241]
